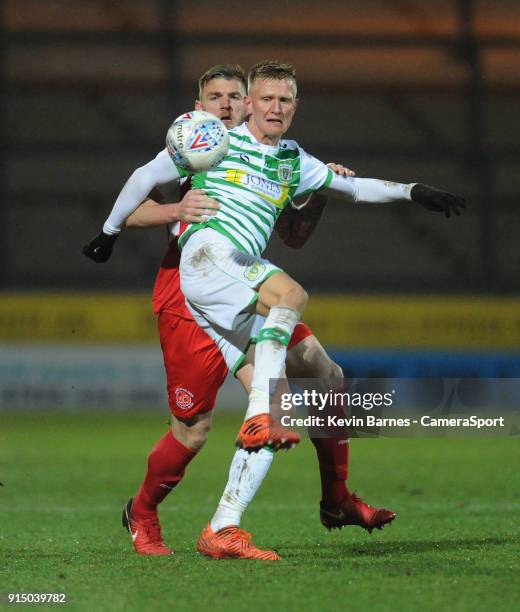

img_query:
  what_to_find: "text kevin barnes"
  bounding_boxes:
[280,415,506,429]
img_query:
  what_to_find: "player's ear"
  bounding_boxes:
[244,95,252,114]
[294,98,299,112]
[194,99,203,110]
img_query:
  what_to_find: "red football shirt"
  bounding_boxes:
[152,179,193,318]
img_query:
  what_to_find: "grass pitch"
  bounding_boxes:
[1,412,519,611]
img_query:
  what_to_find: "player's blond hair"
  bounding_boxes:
[198,64,247,98]
[248,60,297,95]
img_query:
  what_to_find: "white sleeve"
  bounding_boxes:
[324,174,414,203]
[294,148,334,197]
[103,149,183,234]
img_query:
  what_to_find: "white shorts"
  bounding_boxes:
[180,228,282,331]
[188,303,265,373]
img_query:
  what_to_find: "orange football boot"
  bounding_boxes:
[236,414,300,452]
[122,498,174,556]
[196,524,280,560]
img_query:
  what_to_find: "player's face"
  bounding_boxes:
[195,78,247,128]
[245,78,298,145]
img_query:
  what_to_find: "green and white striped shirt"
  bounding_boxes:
[177,123,334,256]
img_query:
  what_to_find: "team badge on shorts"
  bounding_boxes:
[175,387,194,410]
[277,162,293,184]
[244,262,266,282]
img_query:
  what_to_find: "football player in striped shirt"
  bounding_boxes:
[86,65,394,559]
[84,61,463,559]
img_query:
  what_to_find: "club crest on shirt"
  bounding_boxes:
[175,387,194,410]
[277,162,293,184]
[244,262,266,282]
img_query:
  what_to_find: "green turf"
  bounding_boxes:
[1,412,519,611]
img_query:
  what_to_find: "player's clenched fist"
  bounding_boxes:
[83,231,118,263]
[178,189,220,223]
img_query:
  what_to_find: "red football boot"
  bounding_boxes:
[236,414,300,452]
[320,492,396,533]
[122,498,174,556]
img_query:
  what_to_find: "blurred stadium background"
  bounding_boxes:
[1,0,520,412]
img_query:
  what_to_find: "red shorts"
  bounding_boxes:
[159,311,313,419]
[159,312,228,419]
[288,321,313,350]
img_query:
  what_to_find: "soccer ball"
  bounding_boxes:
[166,110,229,173]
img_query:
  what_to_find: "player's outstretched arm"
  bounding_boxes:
[276,163,355,249]
[325,175,466,218]
[83,149,182,263]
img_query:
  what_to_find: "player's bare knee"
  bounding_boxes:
[171,412,212,451]
[297,286,309,311]
[185,427,209,451]
[184,418,211,450]
[326,361,344,392]
[282,283,308,313]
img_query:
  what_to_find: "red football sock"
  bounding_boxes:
[132,430,197,518]
[311,437,350,506]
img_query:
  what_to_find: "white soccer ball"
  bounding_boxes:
[166,110,229,173]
